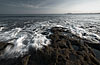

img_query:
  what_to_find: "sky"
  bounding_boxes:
[0,0,100,14]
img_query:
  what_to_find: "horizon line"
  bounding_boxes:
[0,13,100,15]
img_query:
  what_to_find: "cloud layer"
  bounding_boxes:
[0,0,100,14]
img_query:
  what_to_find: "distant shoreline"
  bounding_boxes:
[65,13,100,15]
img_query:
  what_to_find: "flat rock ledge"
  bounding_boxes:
[0,27,100,65]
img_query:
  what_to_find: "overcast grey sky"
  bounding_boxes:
[0,0,100,14]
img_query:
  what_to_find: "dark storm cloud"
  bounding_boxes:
[0,0,67,8]
[0,0,69,14]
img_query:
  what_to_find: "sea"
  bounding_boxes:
[0,14,100,58]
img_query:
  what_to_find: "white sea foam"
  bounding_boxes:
[0,24,51,58]
[0,27,4,31]
[69,25,100,43]
[0,16,100,58]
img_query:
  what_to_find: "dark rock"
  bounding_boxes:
[0,27,100,65]
[41,32,49,35]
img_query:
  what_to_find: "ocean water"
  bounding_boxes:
[0,14,100,58]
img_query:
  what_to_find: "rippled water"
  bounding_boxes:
[0,14,100,58]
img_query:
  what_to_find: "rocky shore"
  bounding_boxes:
[0,27,100,65]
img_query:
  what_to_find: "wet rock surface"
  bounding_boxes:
[0,27,100,65]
